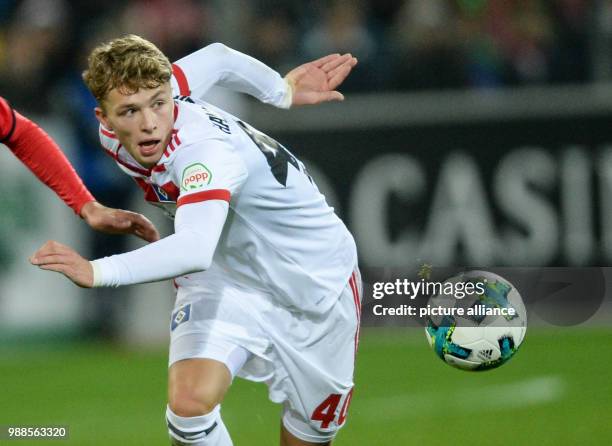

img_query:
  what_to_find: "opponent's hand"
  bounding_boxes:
[30,240,93,288]
[80,201,160,242]
[285,53,358,106]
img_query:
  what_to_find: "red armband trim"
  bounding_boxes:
[177,189,231,207]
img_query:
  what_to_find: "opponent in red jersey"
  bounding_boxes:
[0,96,159,242]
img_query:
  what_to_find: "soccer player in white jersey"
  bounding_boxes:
[31,35,361,446]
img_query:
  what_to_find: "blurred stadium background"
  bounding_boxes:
[1,0,611,444]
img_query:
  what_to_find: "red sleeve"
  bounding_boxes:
[2,102,95,215]
[0,97,16,142]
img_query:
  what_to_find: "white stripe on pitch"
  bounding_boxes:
[359,375,566,421]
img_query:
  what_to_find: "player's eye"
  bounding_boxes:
[153,100,165,108]
[120,108,136,117]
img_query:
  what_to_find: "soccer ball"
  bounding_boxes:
[425,270,527,371]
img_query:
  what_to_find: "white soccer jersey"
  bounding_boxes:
[99,42,291,216]
[169,43,292,108]
[97,97,356,314]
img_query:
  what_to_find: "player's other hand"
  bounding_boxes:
[80,201,160,242]
[30,240,93,288]
[285,53,358,106]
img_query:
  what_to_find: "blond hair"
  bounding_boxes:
[83,34,172,104]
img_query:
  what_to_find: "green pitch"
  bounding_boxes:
[1,328,611,445]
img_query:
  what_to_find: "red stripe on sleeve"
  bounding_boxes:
[172,64,190,96]
[177,189,231,207]
[7,110,95,215]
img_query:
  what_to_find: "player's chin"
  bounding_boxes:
[136,146,163,165]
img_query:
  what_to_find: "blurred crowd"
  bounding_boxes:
[0,0,604,115]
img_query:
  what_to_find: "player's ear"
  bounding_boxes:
[94,106,112,130]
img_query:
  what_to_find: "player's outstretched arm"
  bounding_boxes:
[284,53,358,106]
[31,200,228,288]
[0,98,160,242]
[172,43,357,108]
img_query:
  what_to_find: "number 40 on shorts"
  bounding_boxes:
[311,389,354,429]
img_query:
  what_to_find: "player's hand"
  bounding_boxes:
[30,240,93,288]
[80,201,160,242]
[285,53,358,106]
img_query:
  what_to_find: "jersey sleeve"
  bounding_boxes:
[2,102,95,215]
[171,134,248,208]
[171,43,292,108]
[91,199,228,287]
[89,129,242,287]
[0,97,16,142]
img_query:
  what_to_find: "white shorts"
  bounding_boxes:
[168,268,362,443]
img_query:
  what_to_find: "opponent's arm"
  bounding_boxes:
[173,43,357,107]
[0,98,159,242]
[1,97,94,215]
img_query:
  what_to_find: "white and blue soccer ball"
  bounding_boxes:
[425,271,527,371]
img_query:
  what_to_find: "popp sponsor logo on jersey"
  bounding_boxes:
[181,163,212,191]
